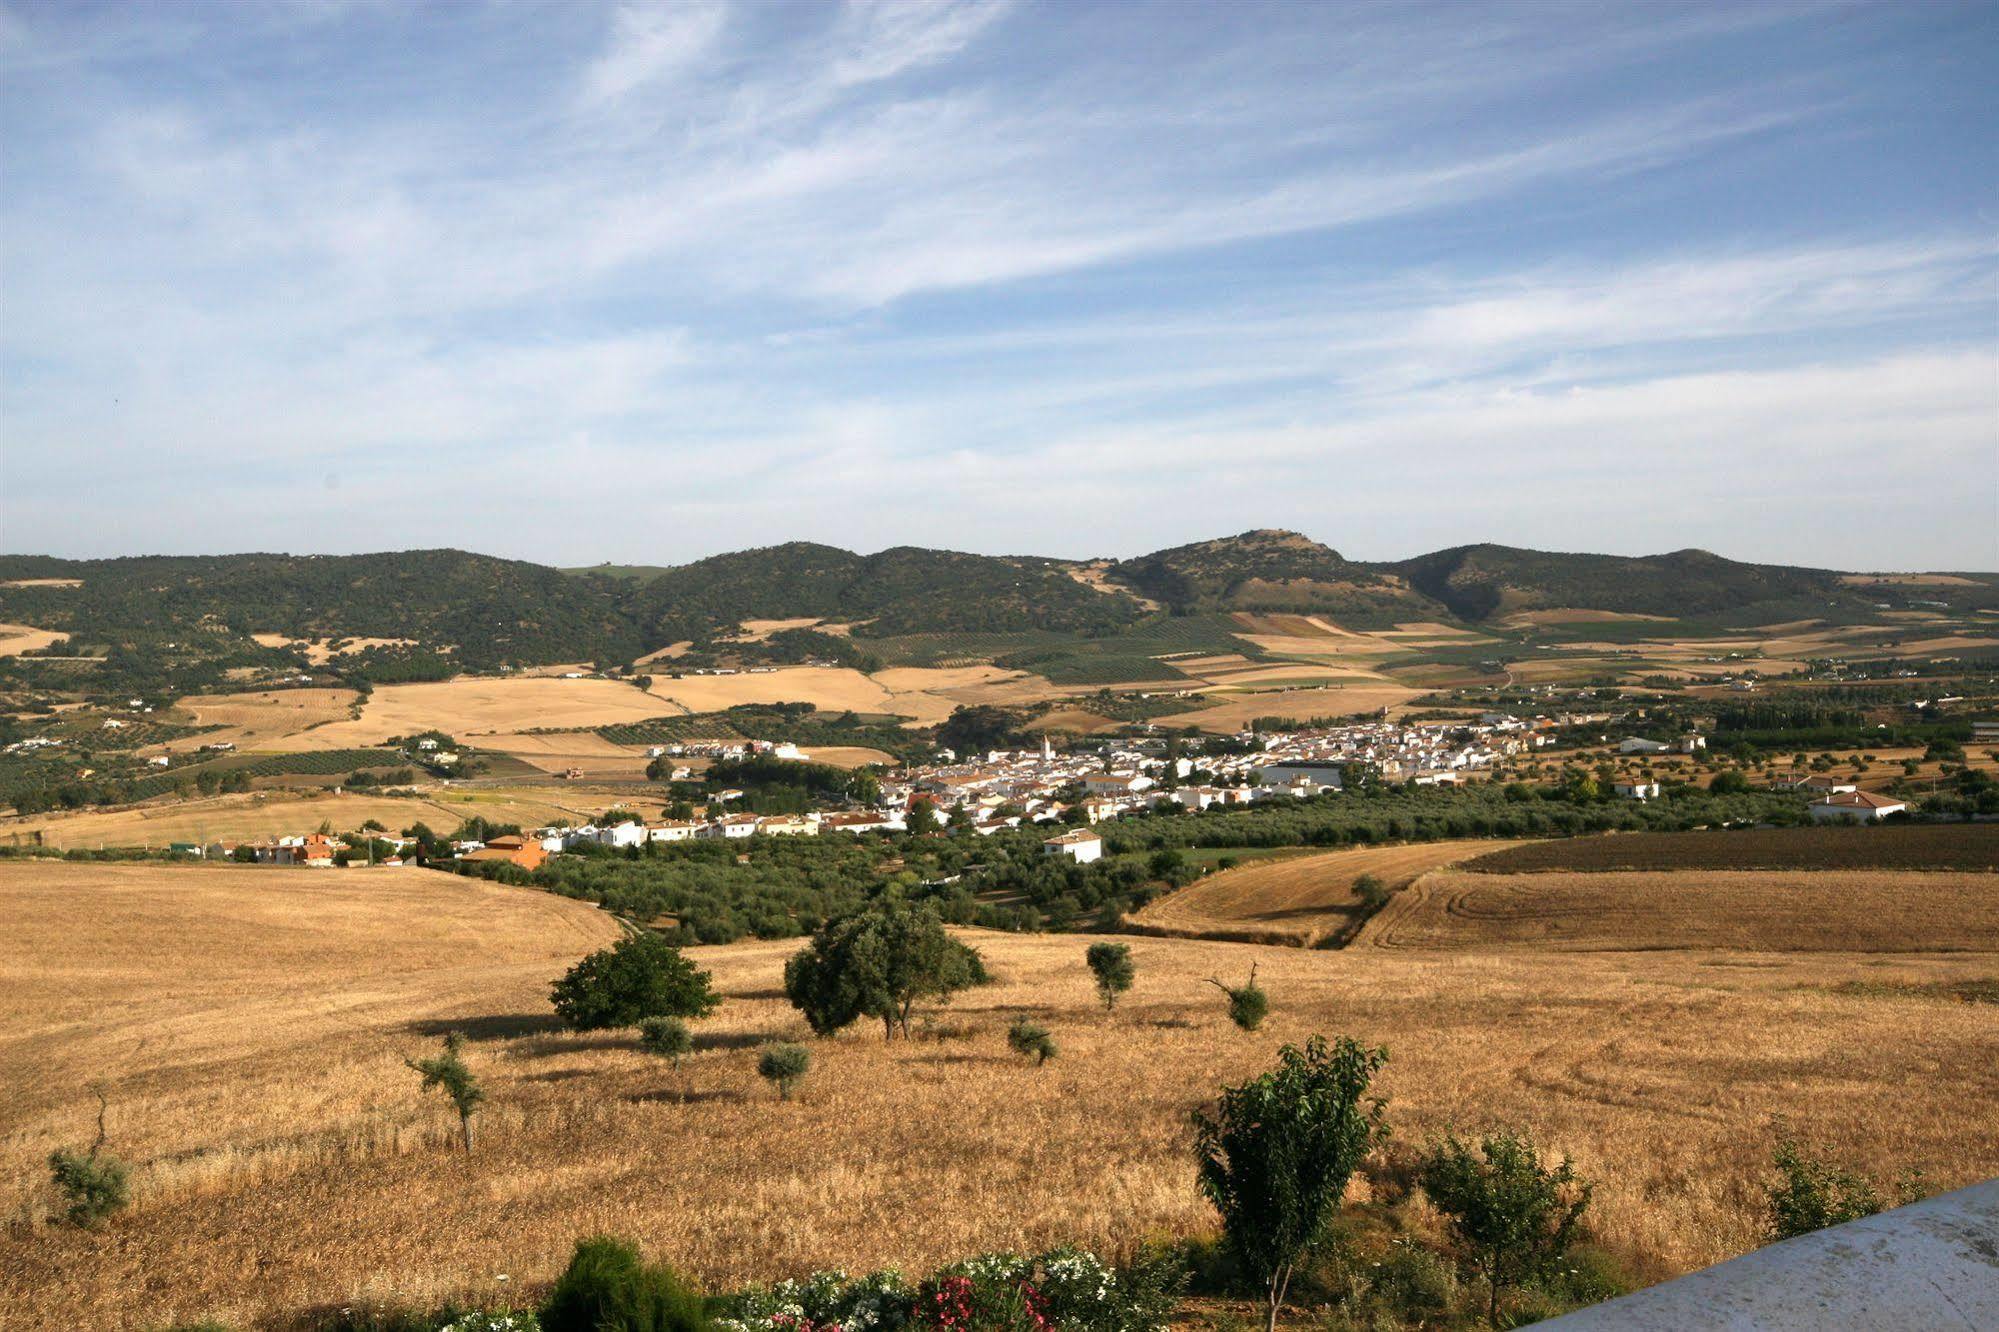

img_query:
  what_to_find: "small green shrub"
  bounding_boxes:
[1352,875,1390,913]
[638,1016,693,1069]
[48,1146,129,1226]
[1206,963,1268,1032]
[757,1043,811,1101]
[540,1236,710,1332]
[1006,1017,1057,1065]
[1766,1140,1884,1240]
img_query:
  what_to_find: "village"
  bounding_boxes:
[182,708,1755,869]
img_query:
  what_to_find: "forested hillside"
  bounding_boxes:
[4,533,1980,680]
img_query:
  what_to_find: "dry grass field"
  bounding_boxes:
[0,790,600,849]
[287,668,1074,744]
[3,860,1997,1329]
[168,689,364,752]
[296,678,682,747]
[1359,868,1999,953]
[0,623,66,656]
[1162,682,1429,732]
[249,635,423,665]
[1130,841,1517,946]
[479,732,657,780]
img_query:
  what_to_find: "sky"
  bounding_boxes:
[1,0,1995,571]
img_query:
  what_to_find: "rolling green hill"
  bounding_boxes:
[1385,544,1847,621]
[1108,529,1435,620]
[3,535,1984,687]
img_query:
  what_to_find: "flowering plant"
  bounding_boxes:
[437,1313,540,1332]
[720,1267,912,1332]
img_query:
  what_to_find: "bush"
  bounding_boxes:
[1006,1017,1057,1065]
[541,1236,710,1332]
[720,1269,912,1332]
[440,1317,541,1332]
[1418,1130,1591,1328]
[757,1043,811,1101]
[47,1146,129,1226]
[1206,963,1268,1032]
[1766,1140,1884,1240]
[638,1016,693,1069]
[1352,874,1390,913]
[1193,1036,1390,1332]
[551,934,719,1031]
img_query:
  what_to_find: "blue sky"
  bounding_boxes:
[2,0,1994,569]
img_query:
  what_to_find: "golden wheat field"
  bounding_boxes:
[1128,842,1518,946]
[3,859,1998,1328]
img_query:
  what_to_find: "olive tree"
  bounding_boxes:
[1193,1036,1389,1332]
[1085,941,1135,1011]
[1007,1016,1057,1065]
[757,1043,811,1101]
[1418,1130,1592,1327]
[783,899,985,1040]
[551,932,718,1031]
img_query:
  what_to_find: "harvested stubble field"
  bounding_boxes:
[1157,682,1429,732]
[1464,825,1999,875]
[0,789,595,848]
[1128,841,1516,946]
[166,688,363,752]
[1359,868,1999,953]
[5,863,1998,1329]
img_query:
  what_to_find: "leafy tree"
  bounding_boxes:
[407,1031,484,1152]
[783,899,985,1040]
[1709,770,1751,795]
[1085,941,1136,1011]
[1193,1036,1390,1332]
[758,1043,811,1101]
[1007,1017,1057,1065]
[46,1084,128,1227]
[1765,1140,1884,1240]
[1207,962,1269,1031]
[937,704,1022,756]
[552,933,719,1031]
[1418,1130,1592,1327]
[1353,874,1391,912]
[905,801,941,835]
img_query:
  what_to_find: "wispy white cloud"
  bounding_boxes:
[579,1,728,107]
[1,0,1991,568]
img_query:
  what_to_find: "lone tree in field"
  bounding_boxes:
[1007,1016,1058,1065]
[552,932,718,1031]
[784,898,985,1040]
[638,1015,693,1070]
[1085,941,1135,1011]
[46,1083,129,1227]
[407,1031,484,1152]
[757,1043,811,1101]
[1418,1130,1592,1328]
[638,1015,694,1099]
[1207,962,1269,1031]
[1193,1035,1389,1332]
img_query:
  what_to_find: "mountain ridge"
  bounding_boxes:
[4,534,1993,674]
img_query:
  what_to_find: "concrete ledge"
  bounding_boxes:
[1542,1178,1999,1330]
